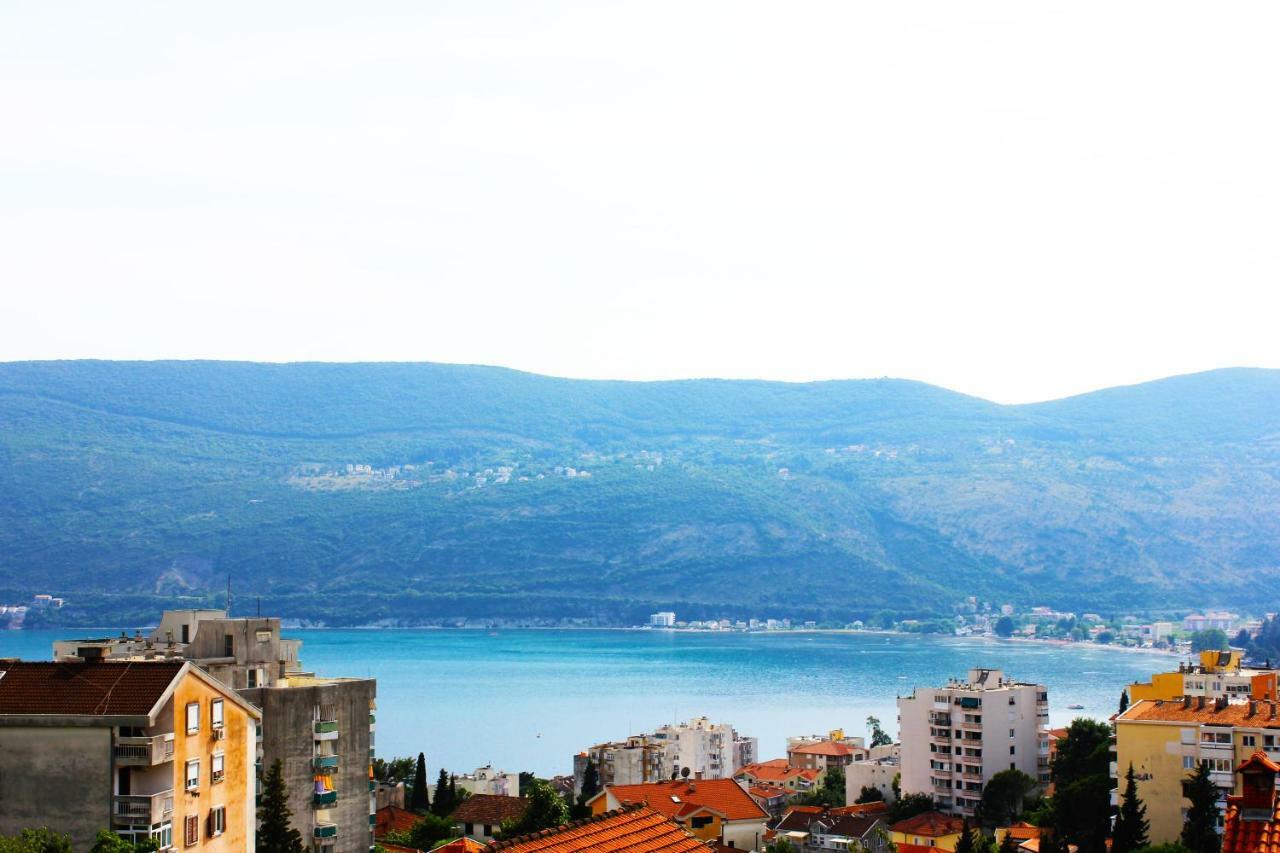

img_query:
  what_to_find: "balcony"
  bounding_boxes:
[114,790,174,826]
[114,734,174,766]
[314,755,340,771]
[315,720,339,741]
[314,824,338,840]
[314,791,338,807]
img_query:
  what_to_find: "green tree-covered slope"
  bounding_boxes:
[1,361,1277,625]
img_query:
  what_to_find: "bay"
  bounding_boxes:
[1,628,1170,777]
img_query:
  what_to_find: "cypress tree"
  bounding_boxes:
[1118,690,1130,715]
[410,752,430,813]
[1180,762,1221,853]
[956,818,976,853]
[1112,763,1150,853]
[448,774,459,811]
[431,768,453,816]
[570,760,601,819]
[257,759,304,853]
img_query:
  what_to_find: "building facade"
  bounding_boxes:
[573,717,755,794]
[897,668,1049,816]
[1128,651,1277,705]
[0,659,259,852]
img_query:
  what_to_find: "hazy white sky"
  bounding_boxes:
[3,2,1278,403]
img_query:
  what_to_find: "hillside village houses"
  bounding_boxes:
[573,716,757,795]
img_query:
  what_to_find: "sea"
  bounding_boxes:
[0,628,1170,777]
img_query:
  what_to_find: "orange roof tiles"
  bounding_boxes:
[1119,699,1280,727]
[748,784,789,799]
[832,802,889,816]
[603,779,768,822]
[1222,752,1280,853]
[891,811,965,837]
[736,761,821,784]
[483,805,708,852]
[0,660,186,717]
[451,795,529,826]
[790,741,863,757]
[375,805,420,837]
[435,840,487,853]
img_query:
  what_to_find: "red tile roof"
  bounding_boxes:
[736,761,821,784]
[451,795,529,826]
[375,805,420,837]
[748,784,789,799]
[0,660,185,717]
[1222,752,1280,853]
[1119,699,1280,727]
[890,811,965,837]
[483,805,708,852]
[603,779,768,822]
[832,802,890,816]
[790,741,863,757]
[435,840,487,853]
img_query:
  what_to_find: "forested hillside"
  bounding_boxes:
[2,361,1278,626]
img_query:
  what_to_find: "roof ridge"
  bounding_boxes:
[484,803,647,849]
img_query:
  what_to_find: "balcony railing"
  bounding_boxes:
[315,720,339,741]
[314,791,338,807]
[114,734,174,766]
[114,790,174,826]
[314,755,340,770]
[314,824,338,839]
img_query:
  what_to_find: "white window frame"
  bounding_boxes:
[209,805,226,837]
[185,758,200,791]
[211,698,224,729]
[185,702,200,735]
[211,752,225,784]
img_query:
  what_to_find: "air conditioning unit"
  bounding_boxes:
[212,728,226,741]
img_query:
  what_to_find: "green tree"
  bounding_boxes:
[1118,689,1130,715]
[373,756,417,785]
[1050,719,1113,853]
[995,616,1015,638]
[498,779,570,839]
[1233,629,1251,648]
[431,768,454,817]
[410,752,430,813]
[257,759,305,853]
[868,716,893,748]
[856,785,886,804]
[999,831,1019,853]
[888,793,936,823]
[765,840,796,853]
[1096,631,1114,645]
[955,819,976,853]
[1190,630,1228,653]
[0,830,73,853]
[1179,762,1221,853]
[402,814,456,849]
[1112,763,1150,853]
[570,760,601,819]
[977,769,1036,827]
[87,831,157,853]
[794,766,847,808]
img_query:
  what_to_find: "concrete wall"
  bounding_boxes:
[0,725,113,850]
[245,678,376,853]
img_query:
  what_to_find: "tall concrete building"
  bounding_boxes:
[58,610,376,853]
[0,659,260,852]
[897,668,1049,816]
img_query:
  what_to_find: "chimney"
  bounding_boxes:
[1183,695,1193,709]
[1198,696,1207,710]
[1271,703,1277,721]
[1249,700,1258,717]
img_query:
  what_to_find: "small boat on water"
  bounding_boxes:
[1067,703,1085,709]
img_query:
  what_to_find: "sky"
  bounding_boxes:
[2,2,1278,404]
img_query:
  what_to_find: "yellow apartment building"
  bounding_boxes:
[0,657,260,851]
[1128,651,1277,703]
[1114,696,1280,843]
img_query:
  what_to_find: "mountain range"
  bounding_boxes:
[2,360,1278,626]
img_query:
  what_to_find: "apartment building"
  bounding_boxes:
[897,668,1049,816]
[58,610,377,853]
[845,750,901,805]
[453,765,520,797]
[0,658,259,851]
[573,717,756,794]
[787,730,869,771]
[1114,696,1280,843]
[1128,651,1277,705]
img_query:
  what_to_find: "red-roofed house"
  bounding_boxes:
[451,794,530,842]
[890,811,966,853]
[375,804,421,839]
[736,759,823,792]
[589,778,768,850]
[1223,751,1280,853]
[747,783,791,818]
[788,739,870,771]
[483,804,707,852]
[772,805,890,853]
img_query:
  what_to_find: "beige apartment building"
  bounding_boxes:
[897,668,1049,816]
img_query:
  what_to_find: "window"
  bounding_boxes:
[185,702,200,734]
[1201,731,1231,745]
[1183,756,1196,770]
[208,806,226,837]
[1180,729,1196,745]
[184,815,199,847]
[691,816,713,829]
[185,759,200,791]
[1209,758,1233,773]
[212,752,225,783]
[1266,735,1276,748]
[224,634,234,657]
[1010,746,1016,755]
[181,624,190,644]
[1243,735,1257,747]
[1010,729,1016,738]
[211,698,224,729]
[247,668,258,688]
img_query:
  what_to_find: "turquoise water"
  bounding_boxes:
[1,628,1170,777]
